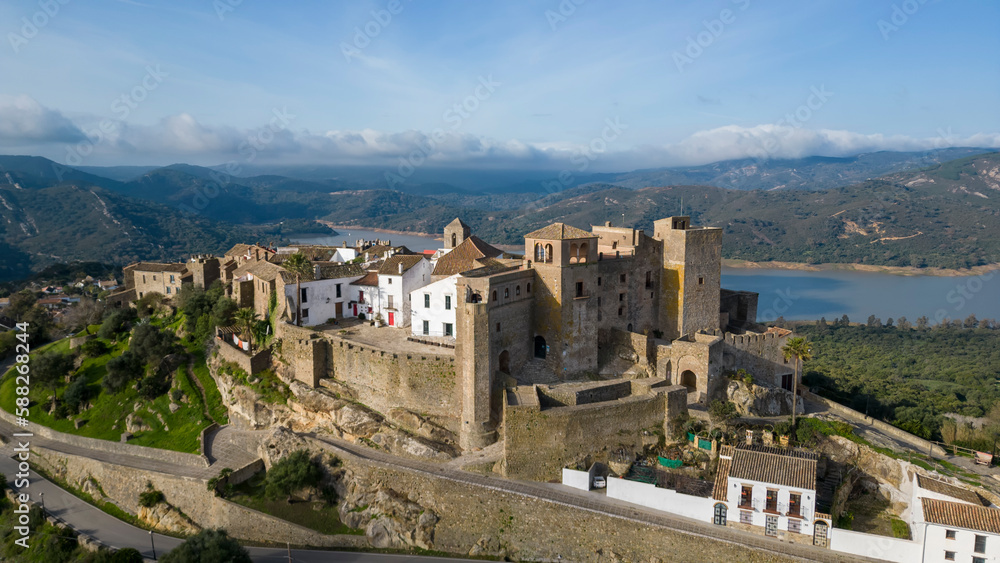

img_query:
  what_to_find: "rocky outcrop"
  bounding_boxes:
[138,502,201,535]
[125,413,151,433]
[211,350,457,461]
[726,380,804,417]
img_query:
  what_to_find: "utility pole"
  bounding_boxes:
[287,542,292,563]
[149,530,156,560]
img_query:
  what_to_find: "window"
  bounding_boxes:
[527,283,531,293]
[142,275,146,283]
[388,278,392,284]
[336,284,342,298]
[422,321,429,335]
[740,486,752,508]
[301,288,308,303]
[443,323,453,337]
[698,276,705,285]
[740,510,752,525]
[975,535,987,553]
[388,295,394,309]
[645,271,652,289]
[618,307,623,316]
[788,493,801,516]
[152,275,157,281]
[946,530,957,540]
[597,277,602,286]
[765,490,778,512]
[424,294,431,308]
[359,291,364,303]
[576,282,584,298]
[619,293,625,302]
[597,296,601,306]
[301,308,309,319]
[619,273,626,283]
[492,291,497,302]
[973,558,985,563]
[496,323,501,333]
[165,287,171,294]
[445,296,452,310]
[515,285,520,296]
[504,288,509,298]
[944,552,955,562]
[787,519,800,534]
[169,274,175,283]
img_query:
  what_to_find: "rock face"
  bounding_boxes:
[138,502,201,535]
[125,413,151,433]
[258,429,439,550]
[726,380,804,417]
[212,351,457,461]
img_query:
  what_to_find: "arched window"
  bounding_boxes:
[515,285,521,296]
[451,233,457,247]
[492,290,497,302]
[569,243,579,264]
[579,242,589,263]
[504,288,509,298]
[545,243,553,263]
[535,243,545,262]
[527,283,532,293]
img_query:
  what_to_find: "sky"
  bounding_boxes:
[1,0,999,171]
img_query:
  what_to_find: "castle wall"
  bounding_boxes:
[722,331,794,388]
[503,386,667,481]
[592,234,662,336]
[669,333,725,404]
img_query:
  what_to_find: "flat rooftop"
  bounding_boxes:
[316,318,456,357]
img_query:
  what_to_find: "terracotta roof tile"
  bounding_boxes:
[917,475,988,506]
[379,254,427,275]
[728,448,817,490]
[524,223,595,240]
[432,235,504,276]
[234,260,287,282]
[713,458,732,501]
[921,498,1000,533]
[350,271,379,286]
[128,262,187,273]
[315,263,365,280]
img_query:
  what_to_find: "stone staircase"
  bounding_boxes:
[815,461,842,514]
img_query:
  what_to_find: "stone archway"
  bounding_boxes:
[681,370,697,393]
[499,350,511,374]
[534,335,547,359]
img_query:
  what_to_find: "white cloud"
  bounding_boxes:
[0,95,87,145]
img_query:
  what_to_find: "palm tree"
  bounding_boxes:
[283,253,313,327]
[781,336,813,428]
[235,307,259,352]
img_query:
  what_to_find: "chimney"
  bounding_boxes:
[398,262,404,275]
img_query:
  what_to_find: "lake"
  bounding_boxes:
[293,230,1000,323]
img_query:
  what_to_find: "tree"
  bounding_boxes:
[33,352,75,412]
[99,309,137,340]
[839,314,850,326]
[61,297,106,334]
[80,338,109,358]
[264,450,323,500]
[129,324,178,366]
[63,376,92,413]
[897,316,911,330]
[916,316,930,330]
[160,529,251,563]
[781,336,812,428]
[708,400,738,429]
[283,253,313,327]
[103,351,143,393]
[235,308,260,352]
[964,314,979,329]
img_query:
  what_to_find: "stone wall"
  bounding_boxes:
[723,331,794,388]
[0,409,207,467]
[502,385,667,481]
[30,446,356,548]
[215,338,272,375]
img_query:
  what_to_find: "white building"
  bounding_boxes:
[332,247,358,263]
[348,271,380,319]
[410,274,460,338]
[376,255,431,328]
[911,474,1000,563]
[283,263,364,326]
[714,445,822,542]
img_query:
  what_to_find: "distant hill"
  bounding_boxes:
[0,157,265,281]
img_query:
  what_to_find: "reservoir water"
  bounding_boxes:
[293,229,1000,323]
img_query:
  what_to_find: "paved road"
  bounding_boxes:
[0,451,480,563]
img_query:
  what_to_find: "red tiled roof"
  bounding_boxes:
[524,223,594,240]
[728,448,817,491]
[432,235,503,276]
[922,498,1000,534]
[917,475,988,506]
[378,254,426,275]
[713,458,732,501]
[350,271,379,286]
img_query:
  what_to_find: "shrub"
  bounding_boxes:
[160,529,251,563]
[63,376,92,413]
[891,518,910,539]
[103,351,143,393]
[138,486,165,508]
[138,372,170,400]
[357,313,366,321]
[264,450,323,500]
[80,338,109,358]
[98,309,136,340]
[171,388,184,402]
[129,324,178,366]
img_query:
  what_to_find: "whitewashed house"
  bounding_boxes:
[910,474,1000,563]
[410,274,460,338]
[348,271,380,319]
[283,263,364,326]
[375,255,432,328]
[714,445,822,543]
[332,247,359,263]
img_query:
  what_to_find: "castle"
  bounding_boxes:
[117,216,795,474]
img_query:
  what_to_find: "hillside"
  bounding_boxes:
[0,175,264,280]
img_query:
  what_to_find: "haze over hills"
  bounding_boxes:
[0,149,998,281]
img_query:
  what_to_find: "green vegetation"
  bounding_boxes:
[263,450,323,500]
[798,321,1000,443]
[138,484,166,508]
[216,362,289,405]
[160,529,251,563]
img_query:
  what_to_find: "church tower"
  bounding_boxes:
[444,218,471,249]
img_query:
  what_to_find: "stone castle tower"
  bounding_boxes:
[444,218,471,249]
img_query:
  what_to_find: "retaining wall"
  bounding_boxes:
[828,528,921,563]
[215,339,271,375]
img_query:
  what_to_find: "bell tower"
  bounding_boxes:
[444,218,471,249]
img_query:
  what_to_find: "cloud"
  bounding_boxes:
[8,100,1000,171]
[0,95,87,145]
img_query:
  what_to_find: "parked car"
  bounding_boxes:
[593,476,606,489]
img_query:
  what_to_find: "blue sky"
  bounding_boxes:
[1,0,998,169]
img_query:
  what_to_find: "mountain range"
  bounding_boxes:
[0,148,998,281]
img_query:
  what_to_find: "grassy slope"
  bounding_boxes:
[0,318,228,453]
